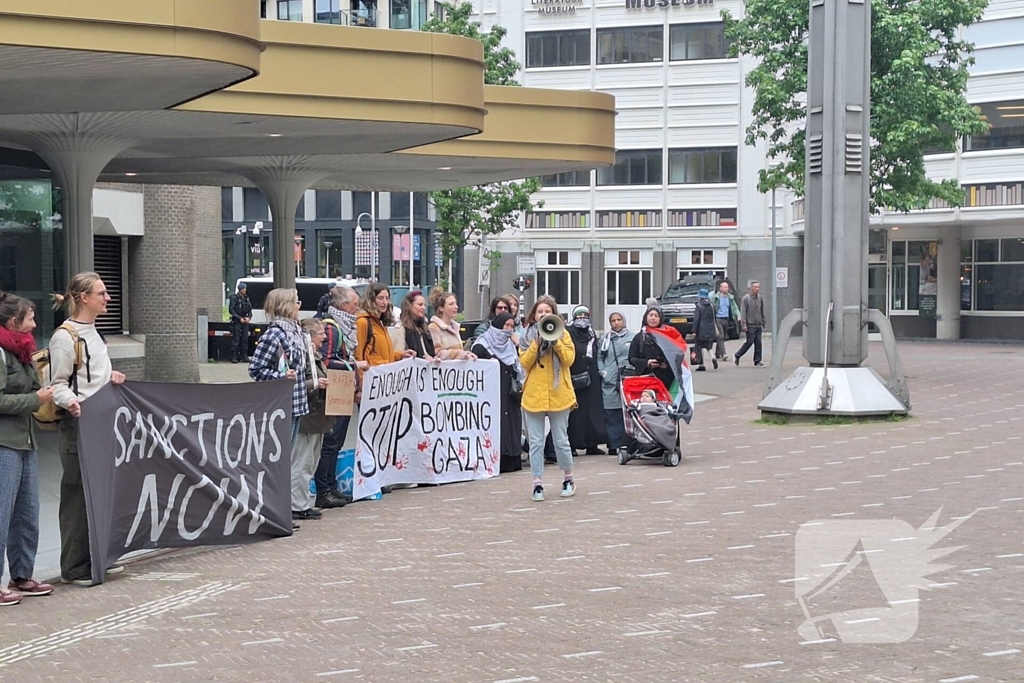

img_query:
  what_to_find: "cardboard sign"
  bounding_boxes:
[326,369,356,416]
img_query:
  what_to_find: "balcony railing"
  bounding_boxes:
[315,8,378,27]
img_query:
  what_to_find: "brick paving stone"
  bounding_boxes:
[2,341,1023,682]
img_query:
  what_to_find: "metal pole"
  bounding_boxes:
[771,185,778,346]
[403,192,411,288]
[370,191,377,281]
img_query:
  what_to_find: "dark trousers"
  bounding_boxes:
[230,320,250,360]
[693,340,714,367]
[314,415,351,496]
[604,408,626,450]
[736,326,763,364]
[58,416,91,581]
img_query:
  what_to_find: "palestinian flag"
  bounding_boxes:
[648,326,694,425]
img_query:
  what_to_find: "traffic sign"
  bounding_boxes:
[776,267,789,289]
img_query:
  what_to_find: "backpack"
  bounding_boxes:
[32,323,83,431]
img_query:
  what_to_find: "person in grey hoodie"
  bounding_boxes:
[735,281,766,367]
[596,311,634,451]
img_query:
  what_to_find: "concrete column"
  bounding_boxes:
[936,225,961,340]
[128,185,210,383]
[33,139,130,278]
[246,169,325,289]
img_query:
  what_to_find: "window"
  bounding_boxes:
[351,0,378,27]
[352,191,378,218]
[669,22,730,61]
[536,250,581,311]
[540,170,590,187]
[890,240,936,312]
[668,147,738,184]
[391,0,427,30]
[597,26,663,65]
[390,192,428,220]
[605,250,653,307]
[316,190,342,220]
[277,0,302,21]
[965,100,1024,151]
[677,248,726,281]
[261,1,268,18]
[243,187,268,222]
[221,187,234,222]
[597,149,662,186]
[960,238,1024,312]
[315,0,342,23]
[526,30,590,68]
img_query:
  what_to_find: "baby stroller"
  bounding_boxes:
[617,375,683,467]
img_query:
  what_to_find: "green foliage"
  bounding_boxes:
[422,2,542,287]
[422,2,521,86]
[754,413,790,425]
[723,0,990,213]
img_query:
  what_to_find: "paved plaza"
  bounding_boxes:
[2,340,1023,682]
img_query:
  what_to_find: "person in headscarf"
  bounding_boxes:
[596,311,635,451]
[566,305,607,455]
[628,304,678,392]
[472,312,525,473]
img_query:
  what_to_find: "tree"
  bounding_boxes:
[421,1,542,289]
[723,0,989,213]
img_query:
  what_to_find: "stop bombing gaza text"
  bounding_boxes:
[113,408,289,469]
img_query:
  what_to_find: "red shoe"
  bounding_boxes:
[8,578,54,597]
[0,587,23,606]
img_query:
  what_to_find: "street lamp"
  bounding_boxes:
[323,240,333,277]
[355,210,376,281]
[767,164,781,351]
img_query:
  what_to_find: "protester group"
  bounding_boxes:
[0,273,767,606]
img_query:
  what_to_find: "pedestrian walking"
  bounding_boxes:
[292,318,331,521]
[566,306,606,455]
[596,311,634,451]
[691,288,719,371]
[735,281,766,367]
[472,313,525,473]
[0,292,56,605]
[520,296,576,501]
[228,282,253,363]
[48,273,127,586]
[710,281,739,361]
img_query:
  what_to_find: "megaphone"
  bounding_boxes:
[538,314,565,342]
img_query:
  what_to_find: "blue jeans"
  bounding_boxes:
[604,408,626,450]
[0,446,40,582]
[524,408,572,480]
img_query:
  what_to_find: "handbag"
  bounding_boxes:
[571,370,591,390]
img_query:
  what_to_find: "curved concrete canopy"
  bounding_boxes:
[0,0,263,114]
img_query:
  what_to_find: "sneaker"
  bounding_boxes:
[60,577,95,587]
[712,358,719,370]
[106,565,126,575]
[532,485,545,502]
[585,448,606,455]
[0,588,23,606]
[722,355,731,362]
[292,509,323,520]
[754,362,765,367]
[696,365,706,372]
[8,579,54,597]
[561,479,576,498]
[734,356,741,366]
[315,491,348,509]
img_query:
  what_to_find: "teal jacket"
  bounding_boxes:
[0,347,42,451]
[709,292,740,321]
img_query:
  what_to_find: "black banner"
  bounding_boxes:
[78,380,294,585]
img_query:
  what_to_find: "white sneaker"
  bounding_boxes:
[561,479,576,498]
[532,484,545,502]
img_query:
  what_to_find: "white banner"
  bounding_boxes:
[353,358,502,500]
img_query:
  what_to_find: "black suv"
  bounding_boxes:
[658,274,741,341]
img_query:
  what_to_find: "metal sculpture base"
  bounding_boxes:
[759,366,908,416]
[759,308,911,417]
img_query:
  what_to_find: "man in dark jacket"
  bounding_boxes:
[691,288,719,371]
[228,282,253,363]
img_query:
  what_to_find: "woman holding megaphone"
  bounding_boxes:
[520,296,577,502]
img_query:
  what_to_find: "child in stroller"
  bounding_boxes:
[617,375,683,467]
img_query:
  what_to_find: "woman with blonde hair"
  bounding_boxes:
[427,287,474,360]
[48,272,126,586]
[0,292,56,603]
[355,283,415,367]
[248,288,310,445]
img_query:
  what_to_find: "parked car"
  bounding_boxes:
[658,274,741,341]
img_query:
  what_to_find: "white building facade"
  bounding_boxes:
[466,0,1024,338]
